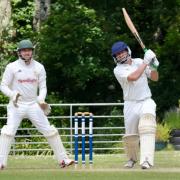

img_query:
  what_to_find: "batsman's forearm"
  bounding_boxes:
[150,70,159,81]
[128,63,147,81]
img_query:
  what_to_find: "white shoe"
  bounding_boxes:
[141,161,151,169]
[124,160,136,168]
[60,159,74,168]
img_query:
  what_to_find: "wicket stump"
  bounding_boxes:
[74,112,93,166]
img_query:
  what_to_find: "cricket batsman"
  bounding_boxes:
[0,39,74,169]
[111,41,159,169]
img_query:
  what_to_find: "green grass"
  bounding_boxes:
[1,151,180,180]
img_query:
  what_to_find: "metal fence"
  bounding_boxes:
[0,103,125,155]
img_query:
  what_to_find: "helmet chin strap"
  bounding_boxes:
[21,57,32,63]
[19,53,32,63]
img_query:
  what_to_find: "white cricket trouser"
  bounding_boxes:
[4,102,54,135]
[0,102,67,166]
[124,98,156,134]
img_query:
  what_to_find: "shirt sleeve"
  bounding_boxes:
[37,66,47,103]
[0,64,15,98]
[114,67,130,85]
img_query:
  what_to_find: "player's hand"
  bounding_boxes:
[38,102,51,115]
[13,93,21,108]
[39,102,48,110]
[144,49,156,65]
[150,58,159,71]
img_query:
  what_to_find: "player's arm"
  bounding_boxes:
[1,65,15,98]
[0,65,21,107]
[37,66,47,103]
[1,65,20,99]
[128,49,158,82]
[127,63,147,81]
[150,70,159,81]
[149,56,159,81]
[37,66,51,115]
[146,55,159,82]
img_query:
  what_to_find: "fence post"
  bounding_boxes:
[70,104,73,154]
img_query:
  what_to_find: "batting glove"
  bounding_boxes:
[143,49,156,65]
[150,58,159,71]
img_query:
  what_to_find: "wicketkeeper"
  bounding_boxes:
[0,39,74,169]
[111,41,159,169]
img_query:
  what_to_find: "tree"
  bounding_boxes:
[0,0,179,120]
[79,0,180,118]
[33,0,51,30]
[0,0,36,79]
[0,0,11,39]
[38,0,117,103]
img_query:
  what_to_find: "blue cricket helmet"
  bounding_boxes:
[111,41,128,57]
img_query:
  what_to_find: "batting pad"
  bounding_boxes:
[45,126,68,162]
[123,134,139,162]
[138,113,156,166]
[0,134,14,166]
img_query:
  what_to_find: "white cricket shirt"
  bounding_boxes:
[0,58,47,105]
[114,58,152,101]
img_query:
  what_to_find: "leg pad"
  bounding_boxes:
[138,113,156,166]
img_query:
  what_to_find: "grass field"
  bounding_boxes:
[1,151,180,180]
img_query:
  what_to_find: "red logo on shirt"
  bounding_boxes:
[18,79,37,83]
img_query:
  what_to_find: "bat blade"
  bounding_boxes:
[122,8,147,51]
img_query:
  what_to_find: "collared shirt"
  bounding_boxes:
[0,58,47,104]
[114,58,152,101]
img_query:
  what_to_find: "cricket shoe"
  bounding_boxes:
[0,164,5,170]
[141,161,151,169]
[60,159,74,168]
[124,159,136,168]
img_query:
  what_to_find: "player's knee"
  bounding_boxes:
[138,113,156,134]
[43,125,59,137]
[0,125,17,137]
[123,134,139,143]
[123,134,139,161]
[123,134,139,147]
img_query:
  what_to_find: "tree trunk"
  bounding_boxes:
[33,0,51,31]
[0,0,11,38]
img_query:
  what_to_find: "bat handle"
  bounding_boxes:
[143,48,148,53]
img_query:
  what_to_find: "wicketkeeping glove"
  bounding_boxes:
[143,49,156,65]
